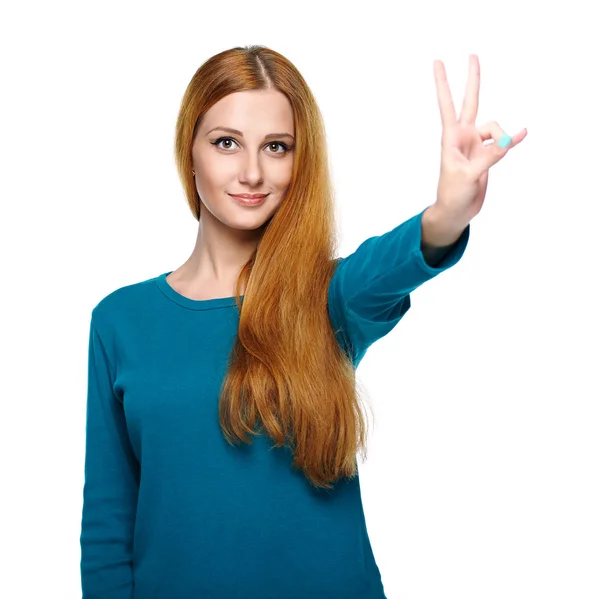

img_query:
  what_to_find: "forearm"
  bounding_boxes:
[420,204,470,267]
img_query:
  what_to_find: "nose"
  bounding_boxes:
[239,152,264,186]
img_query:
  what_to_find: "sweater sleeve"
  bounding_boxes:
[328,206,470,363]
[80,317,140,598]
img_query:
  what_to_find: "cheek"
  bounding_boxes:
[272,161,293,187]
[199,158,235,186]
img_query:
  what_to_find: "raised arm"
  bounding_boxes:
[327,206,470,365]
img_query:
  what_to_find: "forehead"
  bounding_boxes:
[201,90,294,132]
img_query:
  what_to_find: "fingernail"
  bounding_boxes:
[498,134,512,149]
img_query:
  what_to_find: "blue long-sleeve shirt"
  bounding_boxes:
[80,207,470,598]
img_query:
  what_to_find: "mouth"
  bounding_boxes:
[228,193,269,199]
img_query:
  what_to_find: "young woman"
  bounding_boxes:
[80,45,526,599]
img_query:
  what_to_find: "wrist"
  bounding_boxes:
[422,204,469,248]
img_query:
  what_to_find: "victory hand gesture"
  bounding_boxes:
[433,54,527,225]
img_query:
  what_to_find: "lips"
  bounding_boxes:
[228,192,269,206]
[230,192,268,198]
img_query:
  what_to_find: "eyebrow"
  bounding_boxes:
[206,126,295,141]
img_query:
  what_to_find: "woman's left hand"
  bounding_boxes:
[433,54,528,226]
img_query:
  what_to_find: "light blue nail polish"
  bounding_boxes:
[498,134,512,149]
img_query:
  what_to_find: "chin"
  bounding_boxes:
[223,205,279,231]
[232,221,269,231]
[222,214,273,231]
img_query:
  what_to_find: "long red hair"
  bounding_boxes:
[174,45,373,490]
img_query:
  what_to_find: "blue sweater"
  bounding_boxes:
[80,207,469,598]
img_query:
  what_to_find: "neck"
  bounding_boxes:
[179,210,263,291]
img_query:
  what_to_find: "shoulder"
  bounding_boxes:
[90,272,160,333]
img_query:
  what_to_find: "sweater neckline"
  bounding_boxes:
[155,271,244,311]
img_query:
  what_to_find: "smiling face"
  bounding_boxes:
[191,89,295,231]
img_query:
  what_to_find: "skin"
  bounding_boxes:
[424,54,528,245]
[420,54,527,264]
[167,89,295,300]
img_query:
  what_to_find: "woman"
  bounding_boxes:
[80,45,526,598]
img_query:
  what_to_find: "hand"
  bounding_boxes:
[433,54,527,225]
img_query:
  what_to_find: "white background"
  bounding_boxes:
[1,0,598,597]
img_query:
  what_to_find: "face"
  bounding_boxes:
[192,89,295,232]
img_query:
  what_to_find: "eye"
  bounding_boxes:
[265,142,290,154]
[211,137,239,151]
[211,137,291,155]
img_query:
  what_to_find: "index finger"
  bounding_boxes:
[434,59,457,129]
